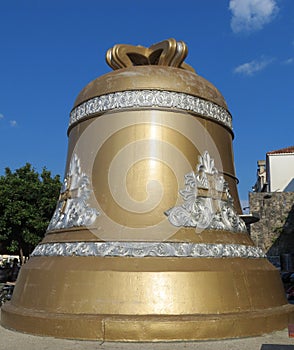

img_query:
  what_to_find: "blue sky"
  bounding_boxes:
[0,0,293,206]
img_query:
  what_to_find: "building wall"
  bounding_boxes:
[249,192,294,256]
[267,153,294,192]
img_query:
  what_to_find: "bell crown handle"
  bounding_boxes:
[106,38,195,72]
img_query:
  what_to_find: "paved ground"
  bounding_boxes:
[1,311,294,350]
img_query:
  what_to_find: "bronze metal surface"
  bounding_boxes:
[66,109,241,237]
[2,256,294,340]
[2,39,293,341]
[42,228,254,245]
[106,38,195,72]
[75,39,226,110]
[73,66,228,112]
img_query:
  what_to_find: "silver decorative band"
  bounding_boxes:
[31,241,265,258]
[69,90,233,130]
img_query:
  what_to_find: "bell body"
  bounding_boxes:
[2,41,293,341]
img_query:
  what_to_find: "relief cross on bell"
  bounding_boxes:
[58,175,74,214]
[47,154,99,232]
[165,151,247,233]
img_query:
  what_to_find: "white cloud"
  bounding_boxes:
[0,115,18,127]
[283,58,293,65]
[229,0,279,33]
[233,57,273,76]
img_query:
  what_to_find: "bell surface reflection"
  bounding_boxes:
[2,39,293,341]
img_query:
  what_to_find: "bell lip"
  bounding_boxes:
[72,66,228,111]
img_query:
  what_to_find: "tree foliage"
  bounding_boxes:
[0,163,61,263]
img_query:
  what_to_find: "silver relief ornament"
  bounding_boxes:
[47,154,99,231]
[165,151,247,233]
[31,241,265,259]
[69,90,232,131]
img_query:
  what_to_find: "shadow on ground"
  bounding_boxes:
[261,345,294,349]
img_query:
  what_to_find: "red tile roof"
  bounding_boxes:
[267,146,294,154]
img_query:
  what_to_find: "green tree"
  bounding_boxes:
[0,163,61,264]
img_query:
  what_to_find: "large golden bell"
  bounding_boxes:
[2,39,293,341]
